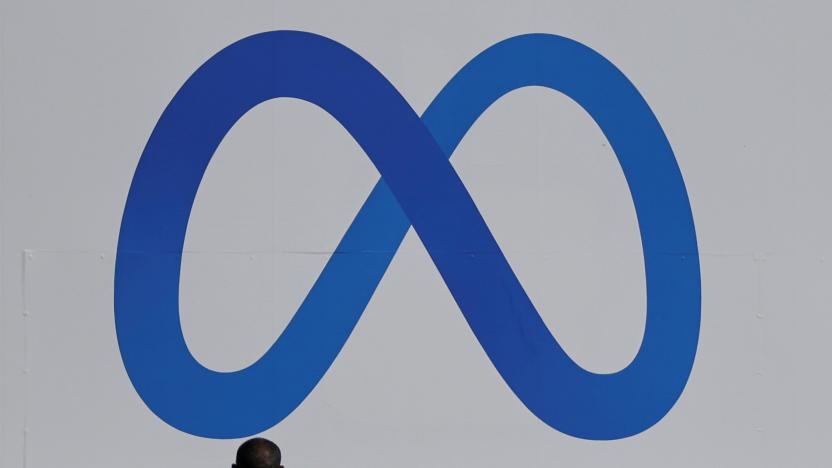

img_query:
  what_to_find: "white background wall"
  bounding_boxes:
[1,1,831,466]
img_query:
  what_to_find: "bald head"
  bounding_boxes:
[233,438,283,468]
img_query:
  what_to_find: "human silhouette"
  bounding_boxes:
[232,437,284,468]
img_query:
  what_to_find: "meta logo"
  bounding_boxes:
[115,31,700,440]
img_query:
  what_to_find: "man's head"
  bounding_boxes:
[232,437,283,468]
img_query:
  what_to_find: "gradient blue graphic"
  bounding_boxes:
[116,31,700,440]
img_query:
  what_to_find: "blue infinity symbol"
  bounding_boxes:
[116,31,700,440]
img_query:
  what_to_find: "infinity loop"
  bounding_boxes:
[116,31,700,440]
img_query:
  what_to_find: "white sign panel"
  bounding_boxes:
[1,1,830,467]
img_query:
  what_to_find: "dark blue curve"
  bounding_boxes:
[115,31,700,440]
